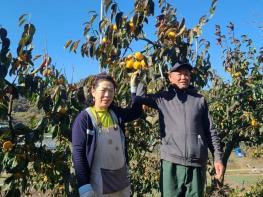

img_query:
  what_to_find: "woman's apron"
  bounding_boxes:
[90,124,130,197]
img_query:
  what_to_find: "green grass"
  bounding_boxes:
[224,174,262,187]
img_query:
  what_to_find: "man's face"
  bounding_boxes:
[168,67,191,89]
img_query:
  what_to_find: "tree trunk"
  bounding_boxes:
[220,135,240,184]
[210,135,240,190]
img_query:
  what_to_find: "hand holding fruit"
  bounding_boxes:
[130,70,139,88]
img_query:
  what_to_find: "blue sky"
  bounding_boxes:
[1,0,262,83]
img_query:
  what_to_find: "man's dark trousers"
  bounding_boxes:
[160,160,206,197]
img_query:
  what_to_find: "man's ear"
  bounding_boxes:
[168,72,172,81]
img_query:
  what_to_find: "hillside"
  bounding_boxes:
[0,97,42,126]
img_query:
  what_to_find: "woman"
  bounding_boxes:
[72,73,141,197]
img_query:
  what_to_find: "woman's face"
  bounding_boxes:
[92,80,115,110]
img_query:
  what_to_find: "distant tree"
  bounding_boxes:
[207,23,262,186]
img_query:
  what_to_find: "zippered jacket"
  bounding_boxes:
[72,95,141,188]
[136,83,223,167]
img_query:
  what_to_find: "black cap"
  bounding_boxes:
[170,62,193,72]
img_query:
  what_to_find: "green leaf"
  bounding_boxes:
[188,30,194,44]
[19,14,28,22]
[158,0,165,7]
[209,6,216,16]
[159,48,167,59]
[178,18,185,30]
[115,12,123,29]
[34,117,48,131]
[51,125,59,139]
[212,0,218,7]
[83,23,91,36]
[89,36,97,42]
[117,83,126,96]
[24,23,36,36]
[70,40,80,53]
[99,18,108,33]
[19,19,26,27]
[83,14,97,36]
[0,103,8,120]
[89,43,95,57]
[147,81,156,93]
[104,0,113,13]
[115,67,123,81]
[81,43,88,57]
[110,3,118,21]
[209,0,217,17]
[146,114,159,125]
[19,14,28,26]
[147,0,155,16]
[90,14,98,24]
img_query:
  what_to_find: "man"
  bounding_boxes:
[131,62,224,197]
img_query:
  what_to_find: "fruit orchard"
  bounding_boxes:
[0,0,262,196]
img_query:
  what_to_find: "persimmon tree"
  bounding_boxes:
[0,17,79,196]
[206,23,262,186]
[65,0,217,195]
[1,0,262,196]
[67,0,262,194]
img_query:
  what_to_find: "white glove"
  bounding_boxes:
[79,184,94,197]
[130,71,139,93]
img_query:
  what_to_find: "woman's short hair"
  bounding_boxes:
[91,72,116,90]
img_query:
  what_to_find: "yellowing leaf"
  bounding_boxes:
[64,40,72,49]
[72,40,80,53]
[176,24,186,37]
[33,54,41,61]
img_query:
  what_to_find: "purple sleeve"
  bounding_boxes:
[72,111,91,188]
